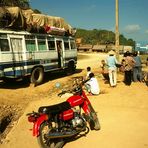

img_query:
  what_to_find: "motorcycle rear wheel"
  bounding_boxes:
[37,121,65,148]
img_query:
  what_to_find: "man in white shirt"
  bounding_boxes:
[85,73,100,95]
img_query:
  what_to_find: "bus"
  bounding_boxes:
[0,29,77,85]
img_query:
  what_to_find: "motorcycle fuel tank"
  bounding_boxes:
[67,95,84,107]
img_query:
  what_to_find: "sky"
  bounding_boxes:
[30,0,148,46]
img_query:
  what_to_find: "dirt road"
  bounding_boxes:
[0,53,148,148]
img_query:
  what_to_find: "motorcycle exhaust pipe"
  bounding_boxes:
[47,127,88,139]
[48,130,79,139]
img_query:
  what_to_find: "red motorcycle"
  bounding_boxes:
[27,77,100,148]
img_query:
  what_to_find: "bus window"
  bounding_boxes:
[38,40,46,51]
[37,36,47,51]
[48,40,55,50]
[70,40,76,50]
[25,40,36,51]
[64,41,69,50]
[25,35,36,51]
[0,39,10,51]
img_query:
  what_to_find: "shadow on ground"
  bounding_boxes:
[0,69,83,89]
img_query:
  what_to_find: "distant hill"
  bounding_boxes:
[75,28,136,48]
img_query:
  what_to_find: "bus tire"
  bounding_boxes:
[30,67,44,85]
[66,61,76,75]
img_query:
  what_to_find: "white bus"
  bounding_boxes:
[0,29,77,84]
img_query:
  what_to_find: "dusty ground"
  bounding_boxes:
[0,53,148,148]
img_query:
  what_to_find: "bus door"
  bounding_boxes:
[56,39,64,68]
[9,36,25,77]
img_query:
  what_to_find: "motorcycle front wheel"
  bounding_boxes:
[37,121,65,148]
[88,104,101,130]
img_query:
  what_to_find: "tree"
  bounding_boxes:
[19,0,30,8]
[0,0,30,8]
[33,9,42,14]
[127,39,136,49]
[119,34,127,45]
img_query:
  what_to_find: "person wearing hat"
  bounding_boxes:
[106,50,119,87]
[108,50,115,55]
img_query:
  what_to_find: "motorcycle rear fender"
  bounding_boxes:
[32,114,48,137]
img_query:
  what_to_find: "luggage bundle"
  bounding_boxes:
[0,6,76,36]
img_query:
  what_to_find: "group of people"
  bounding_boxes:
[121,51,142,85]
[101,50,143,86]
[83,50,143,96]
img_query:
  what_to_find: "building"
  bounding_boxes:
[77,44,133,53]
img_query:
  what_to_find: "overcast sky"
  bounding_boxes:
[30,0,148,45]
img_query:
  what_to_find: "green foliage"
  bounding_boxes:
[0,0,30,8]
[127,38,136,49]
[33,9,42,14]
[75,28,135,47]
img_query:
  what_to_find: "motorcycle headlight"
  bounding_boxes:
[73,86,82,95]
[28,116,37,122]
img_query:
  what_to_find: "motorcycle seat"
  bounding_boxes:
[38,101,71,114]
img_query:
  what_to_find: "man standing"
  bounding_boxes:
[123,51,136,86]
[132,51,142,82]
[106,50,118,87]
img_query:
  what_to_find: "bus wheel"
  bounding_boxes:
[66,61,76,75]
[30,67,44,85]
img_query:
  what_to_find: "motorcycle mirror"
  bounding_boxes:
[55,82,61,88]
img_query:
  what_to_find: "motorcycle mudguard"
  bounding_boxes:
[32,114,48,137]
[83,104,101,130]
[81,100,90,114]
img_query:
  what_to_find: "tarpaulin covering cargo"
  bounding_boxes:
[0,7,11,27]
[0,6,76,36]
[6,6,24,29]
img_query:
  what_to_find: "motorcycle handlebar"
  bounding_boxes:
[26,111,39,116]
[57,90,67,97]
[57,77,90,97]
[82,79,90,85]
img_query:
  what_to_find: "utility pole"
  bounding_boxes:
[115,0,119,60]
